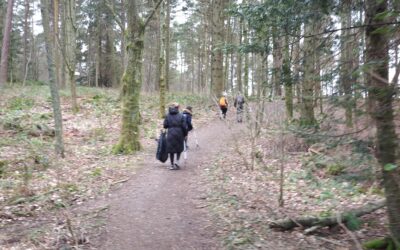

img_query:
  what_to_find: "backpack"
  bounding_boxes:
[237,95,244,104]
[183,112,193,131]
[156,130,168,163]
[219,97,227,107]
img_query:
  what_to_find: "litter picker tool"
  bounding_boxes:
[193,130,199,148]
[183,141,188,160]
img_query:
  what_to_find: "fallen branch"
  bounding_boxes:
[110,178,130,186]
[195,204,210,209]
[269,199,385,230]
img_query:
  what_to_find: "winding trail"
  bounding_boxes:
[94,116,242,250]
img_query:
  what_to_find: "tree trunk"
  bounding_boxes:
[40,0,65,157]
[23,0,30,86]
[293,28,301,105]
[64,0,78,112]
[159,2,166,118]
[272,26,282,97]
[243,21,249,97]
[164,0,170,91]
[340,0,353,127]
[237,17,243,93]
[31,22,40,81]
[0,0,14,87]
[54,0,62,89]
[366,0,400,246]
[210,0,227,97]
[283,34,293,120]
[60,1,66,88]
[224,15,232,93]
[300,18,316,126]
[120,0,127,70]
[95,28,100,88]
[113,0,145,154]
[314,18,324,115]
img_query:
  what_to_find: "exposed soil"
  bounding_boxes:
[86,116,241,250]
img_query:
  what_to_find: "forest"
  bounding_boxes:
[0,0,399,249]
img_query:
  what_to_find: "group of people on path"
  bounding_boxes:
[219,92,245,122]
[161,92,245,170]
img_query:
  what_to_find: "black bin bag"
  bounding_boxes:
[156,131,168,163]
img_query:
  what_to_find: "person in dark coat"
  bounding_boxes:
[182,106,193,148]
[163,103,187,170]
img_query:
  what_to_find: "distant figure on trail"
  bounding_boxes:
[219,92,228,119]
[234,92,245,123]
[163,103,188,170]
[182,106,193,149]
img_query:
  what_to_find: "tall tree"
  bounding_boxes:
[272,25,282,97]
[64,0,78,111]
[243,20,249,97]
[283,33,293,120]
[40,0,65,157]
[0,0,15,87]
[159,1,166,117]
[300,8,317,126]
[164,0,171,91]
[340,0,353,127]
[113,0,162,153]
[365,0,400,246]
[237,16,243,92]
[54,0,62,89]
[22,0,30,86]
[210,0,227,97]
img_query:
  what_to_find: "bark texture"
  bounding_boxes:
[0,0,14,86]
[40,0,65,157]
[64,0,78,111]
[211,0,227,97]
[365,0,400,246]
[159,2,166,118]
[300,17,316,126]
[272,26,282,97]
[340,0,353,127]
[113,0,145,154]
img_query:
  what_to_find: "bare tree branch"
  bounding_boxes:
[367,70,390,85]
[144,0,163,28]
[391,61,400,86]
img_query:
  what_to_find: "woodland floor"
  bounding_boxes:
[0,86,392,250]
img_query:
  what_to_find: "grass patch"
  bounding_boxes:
[8,96,35,110]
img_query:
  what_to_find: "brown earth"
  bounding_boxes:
[85,116,241,250]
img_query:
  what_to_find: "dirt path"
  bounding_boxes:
[91,116,242,250]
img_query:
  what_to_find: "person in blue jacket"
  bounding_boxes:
[182,106,193,149]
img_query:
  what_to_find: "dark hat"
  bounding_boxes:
[186,106,193,111]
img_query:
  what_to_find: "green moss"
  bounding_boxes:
[327,164,345,175]
[112,140,141,155]
[8,96,35,110]
[0,160,8,178]
[91,168,102,177]
[363,237,390,249]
